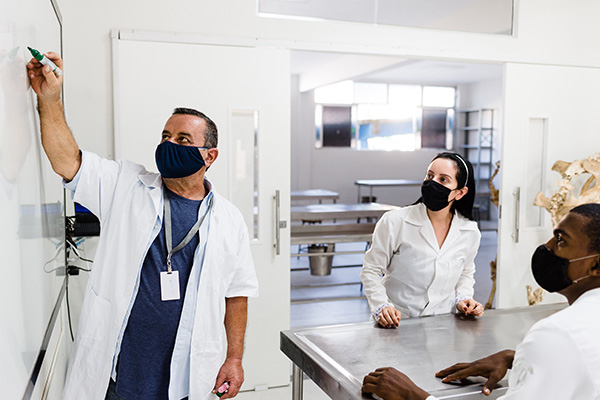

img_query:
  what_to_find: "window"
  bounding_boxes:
[315,82,455,150]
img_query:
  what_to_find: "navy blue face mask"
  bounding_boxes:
[155,140,210,179]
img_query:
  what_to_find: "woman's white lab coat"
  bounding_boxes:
[361,203,480,318]
[62,151,259,400]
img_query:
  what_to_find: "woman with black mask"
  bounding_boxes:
[361,152,484,328]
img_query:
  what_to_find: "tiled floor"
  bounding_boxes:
[237,224,498,399]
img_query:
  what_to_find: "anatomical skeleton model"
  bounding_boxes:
[528,152,600,305]
[534,152,600,226]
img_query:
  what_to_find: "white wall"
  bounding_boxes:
[59,0,600,161]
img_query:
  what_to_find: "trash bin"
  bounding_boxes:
[308,244,334,276]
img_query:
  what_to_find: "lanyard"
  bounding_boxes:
[163,187,212,273]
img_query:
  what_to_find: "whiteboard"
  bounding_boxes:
[0,0,65,398]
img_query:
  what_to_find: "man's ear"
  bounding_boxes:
[203,148,219,169]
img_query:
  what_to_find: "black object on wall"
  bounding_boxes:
[322,106,352,147]
[421,109,448,149]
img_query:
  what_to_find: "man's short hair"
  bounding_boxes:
[570,203,600,253]
[172,107,218,148]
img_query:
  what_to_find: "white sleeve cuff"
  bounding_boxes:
[63,150,85,192]
[374,303,393,319]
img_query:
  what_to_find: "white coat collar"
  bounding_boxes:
[405,203,477,252]
[138,171,162,189]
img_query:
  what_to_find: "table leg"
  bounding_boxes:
[292,363,303,400]
[357,186,361,203]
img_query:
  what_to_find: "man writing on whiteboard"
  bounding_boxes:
[27,52,258,400]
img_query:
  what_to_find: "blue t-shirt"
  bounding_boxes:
[116,188,202,400]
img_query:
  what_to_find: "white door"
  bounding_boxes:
[113,38,291,390]
[497,63,600,309]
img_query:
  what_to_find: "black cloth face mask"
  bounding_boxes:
[421,180,453,212]
[531,244,599,292]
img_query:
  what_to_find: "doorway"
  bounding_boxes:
[289,52,504,327]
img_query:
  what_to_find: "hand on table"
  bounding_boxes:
[377,306,401,328]
[362,367,430,400]
[456,299,484,317]
[435,349,515,396]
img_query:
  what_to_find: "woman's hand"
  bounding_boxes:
[377,306,401,328]
[457,299,484,317]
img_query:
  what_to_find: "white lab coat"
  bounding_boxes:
[500,288,600,399]
[62,151,259,400]
[361,203,480,318]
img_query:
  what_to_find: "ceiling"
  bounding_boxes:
[291,50,504,91]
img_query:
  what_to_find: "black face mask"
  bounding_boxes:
[531,244,599,292]
[421,180,453,212]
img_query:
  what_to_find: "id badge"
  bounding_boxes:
[160,271,181,301]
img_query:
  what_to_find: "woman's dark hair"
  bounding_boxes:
[569,203,600,253]
[413,152,477,221]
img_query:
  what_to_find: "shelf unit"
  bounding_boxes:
[456,108,495,220]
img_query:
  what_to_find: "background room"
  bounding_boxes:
[5,0,600,398]
[289,53,502,327]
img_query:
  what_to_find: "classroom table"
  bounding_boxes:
[291,203,398,222]
[290,223,376,246]
[281,303,566,400]
[355,179,422,203]
[291,189,340,204]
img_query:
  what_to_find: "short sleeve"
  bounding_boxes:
[225,218,259,298]
[63,150,121,222]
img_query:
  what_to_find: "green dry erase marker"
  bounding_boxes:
[28,47,62,76]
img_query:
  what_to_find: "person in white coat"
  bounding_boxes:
[27,52,258,400]
[362,203,600,400]
[361,152,484,328]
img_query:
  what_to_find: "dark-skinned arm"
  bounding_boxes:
[362,367,431,400]
[435,349,515,396]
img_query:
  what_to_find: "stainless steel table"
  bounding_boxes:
[281,303,566,400]
[292,190,340,204]
[355,179,422,203]
[291,223,376,247]
[291,203,398,222]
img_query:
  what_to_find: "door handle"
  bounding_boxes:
[512,187,520,243]
[273,190,287,255]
